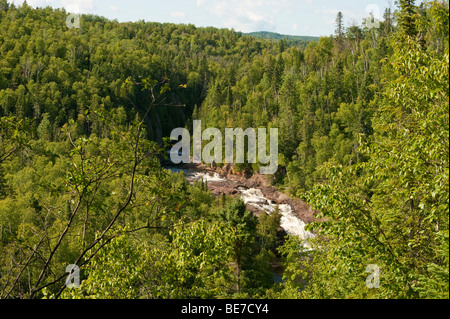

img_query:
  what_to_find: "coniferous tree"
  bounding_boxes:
[398,0,418,37]
[335,12,345,41]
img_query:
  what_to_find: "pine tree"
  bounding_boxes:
[0,0,9,11]
[335,12,345,40]
[383,8,394,36]
[398,0,418,37]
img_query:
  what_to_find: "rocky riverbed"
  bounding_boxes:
[166,163,317,246]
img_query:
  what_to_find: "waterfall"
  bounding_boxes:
[167,167,315,249]
[240,188,315,249]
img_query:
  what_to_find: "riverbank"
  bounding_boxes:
[173,162,317,225]
[166,163,317,247]
[166,162,318,283]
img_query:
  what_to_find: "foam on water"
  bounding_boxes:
[166,168,315,248]
[191,172,227,182]
[167,168,227,182]
[241,188,315,249]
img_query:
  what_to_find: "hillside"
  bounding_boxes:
[0,0,448,300]
[246,31,319,42]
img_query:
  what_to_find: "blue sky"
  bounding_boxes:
[10,0,396,37]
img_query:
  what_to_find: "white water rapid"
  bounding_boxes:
[239,188,315,247]
[167,167,316,249]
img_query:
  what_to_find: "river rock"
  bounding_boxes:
[172,162,317,225]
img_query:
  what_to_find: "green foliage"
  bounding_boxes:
[0,116,32,164]
[398,0,419,37]
[151,220,235,299]
[60,220,235,299]
[246,31,319,47]
[0,1,448,300]
[257,207,282,251]
[279,25,449,299]
[415,231,449,299]
[58,234,148,299]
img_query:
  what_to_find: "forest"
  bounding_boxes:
[0,0,448,299]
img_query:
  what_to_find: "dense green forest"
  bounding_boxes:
[0,0,448,299]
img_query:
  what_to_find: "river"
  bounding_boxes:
[166,166,316,250]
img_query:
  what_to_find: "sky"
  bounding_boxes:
[9,0,396,37]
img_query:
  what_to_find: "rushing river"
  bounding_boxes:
[167,167,315,249]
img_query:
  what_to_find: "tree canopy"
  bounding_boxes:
[0,0,448,300]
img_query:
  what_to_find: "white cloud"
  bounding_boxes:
[11,0,53,7]
[109,4,119,12]
[196,0,294,33]
[62,0,93,13]
[315,4,383,32]
[10,0,93,13]
[315,7,355,33]
[170,11,186,18]
[196,0,206,7]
